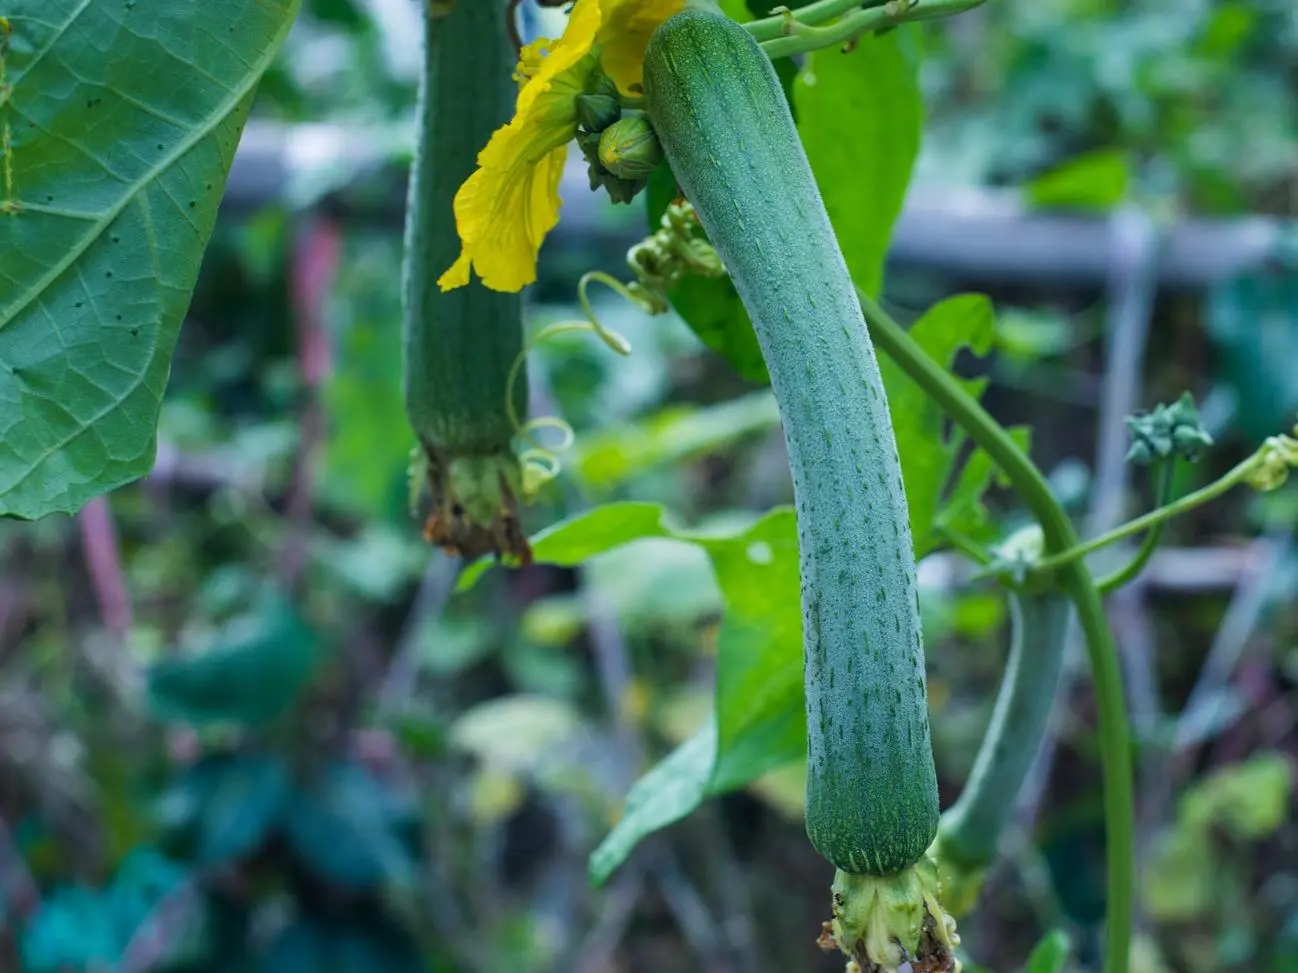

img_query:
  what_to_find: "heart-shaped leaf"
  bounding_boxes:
[0,0,301,519]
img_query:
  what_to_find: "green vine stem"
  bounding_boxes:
[1095,460,1175,595]
[755,0,988,59]
[938,523,995,566]
[1032,436,1298,579]
[857,289,1134,973]
[743,0,884,41]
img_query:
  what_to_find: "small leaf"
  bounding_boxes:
[197,752,291,866]
[667,273,769,382]
[1025,149,1131,212]
[0,0,302,519]
[587,512,804,882]
[1144,828,1216,922]
[457,501,678,591]
[284,760,417,891]
[386,712,450,759]
[146,593,323,727]
[1024,929,1071,973]
[586,509,804,882]
[589,722,716,885]
[936,427,1033,546]
[797,30,922,297]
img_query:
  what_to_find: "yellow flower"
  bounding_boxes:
[438,0,685,294]
[599,0,685,95]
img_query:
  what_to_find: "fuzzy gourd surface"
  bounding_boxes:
[643,10,939,876]
[401,0,529,560]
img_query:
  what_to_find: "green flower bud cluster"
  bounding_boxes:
[573,71,653,205]
[1125,392,1214,465]
[1245,423,1298,492]
[626,199,724,299]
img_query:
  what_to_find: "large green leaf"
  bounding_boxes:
[879,294,997,557]
[0,0,301,520]
[587,721,717,883]
[459,504,804,884]
[705,511,803,789]
[588,510,803,883]
[796,30,922,298]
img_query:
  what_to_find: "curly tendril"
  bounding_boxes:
[502,200,726,497]
[504,271,650,496]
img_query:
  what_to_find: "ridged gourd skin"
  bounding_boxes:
[643,10,939,876]
[402,0,525,459]
[939,591,1070,869]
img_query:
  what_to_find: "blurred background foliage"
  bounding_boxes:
[1,0,1296,971]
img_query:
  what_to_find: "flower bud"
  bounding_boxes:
[597,116,664,181]
[575,72,621,133]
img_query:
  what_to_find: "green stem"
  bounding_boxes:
[743,0,885,42]
[757,0,987,59]
[937,524,994,566]
[858,290,1133,973]
[1096,461,1176,595]
[1034,451,1264,579]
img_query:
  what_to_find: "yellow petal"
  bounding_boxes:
[437,0,607,293]
[599,0,685,95]
[437,250,472,292]
[437,130,569,293]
